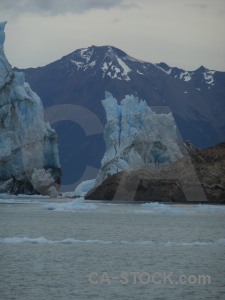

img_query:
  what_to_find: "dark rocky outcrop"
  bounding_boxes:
[85,142,225,204]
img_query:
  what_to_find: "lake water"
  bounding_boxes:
[0,197,225,300]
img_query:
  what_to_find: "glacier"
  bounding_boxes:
[95,92,183,186]
[0,22,61,195]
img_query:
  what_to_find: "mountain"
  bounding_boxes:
[0,22,61,195]
[16,45,225,189]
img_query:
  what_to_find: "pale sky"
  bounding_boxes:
[1,0,225,71]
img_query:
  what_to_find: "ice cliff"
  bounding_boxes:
[0,22,61,195]
[95,92,183,186]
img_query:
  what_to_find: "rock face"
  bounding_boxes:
[95,92,183,186]
[85,142,225,204]
[0,22,61,195]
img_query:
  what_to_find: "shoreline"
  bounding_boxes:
[0,194,224,205]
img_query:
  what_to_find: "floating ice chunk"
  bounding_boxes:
[135,203,187,215]
[42,197,97,211]
[31,168,57,196]
[73,179,96,196]
[141,202,166,208]
[137,203,225,215]
[195,204,225,213]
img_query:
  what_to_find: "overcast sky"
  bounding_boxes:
[1,0,225,71]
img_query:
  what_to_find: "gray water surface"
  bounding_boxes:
[0,199,224,300]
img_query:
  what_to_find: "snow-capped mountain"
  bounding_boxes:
[17,45,225,188]
[58,46,135,81]
[155,63,216,86]
[0,22,61,195]
[30,44,219,87]
[95,92,183,186]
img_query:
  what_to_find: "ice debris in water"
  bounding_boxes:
[42,197,97,211]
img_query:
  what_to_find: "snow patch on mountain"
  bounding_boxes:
[203,70,215,85]
[101,59,131,81]
[155,62,216,86]
[70,60,83,69]
[95,92,183,186]
[79,47,93,62]
[155,64,172,75]
[179,71,192,81]
[117,57,131,79]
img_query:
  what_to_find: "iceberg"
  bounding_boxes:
[0,22,61,195]
[62,179,96,197]
[73,179,96,196]
[95,92,183,185]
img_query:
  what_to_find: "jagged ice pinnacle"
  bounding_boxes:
[95,92,183,186]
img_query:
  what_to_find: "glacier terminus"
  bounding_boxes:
[0,22,61,195]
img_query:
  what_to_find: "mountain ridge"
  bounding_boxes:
[14,45,225,189]
[16,45,221,84]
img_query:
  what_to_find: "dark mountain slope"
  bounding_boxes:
[15,46,225,189]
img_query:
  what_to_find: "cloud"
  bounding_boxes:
[0,0,127,17]
[119,3,140,10]
[112,18,121,23]
[191,3,208,9]
[183,2,208,10]
[217,9,225,16]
